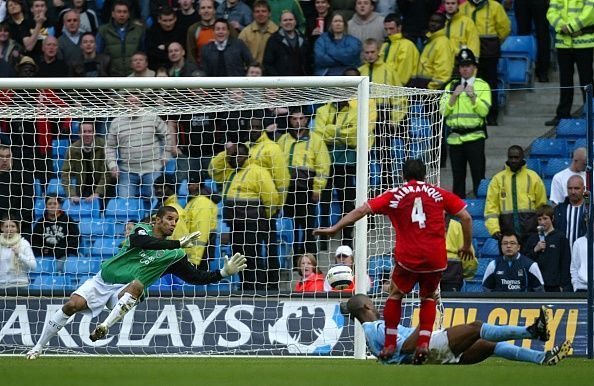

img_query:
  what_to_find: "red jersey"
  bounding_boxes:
[294,273,326,292]
[367,180,467,273]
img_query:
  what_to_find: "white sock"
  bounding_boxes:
[102,292,137,328]
[33,309,70,351]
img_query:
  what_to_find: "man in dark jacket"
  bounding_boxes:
[482,232,545,292]
[199,18,253,76]
[146,7,186,70]
[522,205,571,292]
[263,10,311,75]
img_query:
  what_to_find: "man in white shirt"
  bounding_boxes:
[550,147,586,205]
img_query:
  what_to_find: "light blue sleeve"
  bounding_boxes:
[362,321,416,364]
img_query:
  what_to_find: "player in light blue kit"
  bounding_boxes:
[344,294,571,365]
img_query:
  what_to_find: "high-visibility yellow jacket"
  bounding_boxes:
[358,57,400,86]
[380,33,419,85]
[418,28,455,90]
[547,0,594,49]
[219,163,281,217]
[460,0,511,41]
[445,11,481,57]
[276,130,331,194]
[184,194,218,265]
[484,165,548,236]
[441,77,491,145]
[446,218,478,280]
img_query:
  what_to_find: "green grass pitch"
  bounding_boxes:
[1,357,593,386]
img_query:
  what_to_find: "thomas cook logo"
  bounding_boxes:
[268,302,345,354]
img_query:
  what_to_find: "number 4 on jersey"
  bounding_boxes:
[411,197,426,229]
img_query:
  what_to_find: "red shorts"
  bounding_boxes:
[392,264,442,298]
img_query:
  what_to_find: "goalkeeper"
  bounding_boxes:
[26,206,247,359]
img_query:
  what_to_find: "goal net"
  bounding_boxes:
[0,77,443,358]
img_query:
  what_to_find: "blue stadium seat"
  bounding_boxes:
[164,158,176,174]
[465,199,485,219]
[462,279,483,293]
[105,197,146,221]
[62,198,100,220]
[472,220,491,247]
[64,256,101,276]
[34,198,45,220]
[530,138,567,159]
[525,158,542,175]
[502,35,537,61]
[479,238,500,259]
[544,178,552,196]
[51,139,70,159]
[91,237,123,259]
[476,179,491,198]
[32,257,57,274]
[573,138,588,150]
[29,274,74,290]
[543,158,570,178]
[505,58,532,85]
[79,219,117,238]
[368,255,393,294]
[46,178,66,197]
[34,178,42,198]
[475,258,493,280]
[556,119,586,139]
[276,217,294,269]
[148,275,175,294]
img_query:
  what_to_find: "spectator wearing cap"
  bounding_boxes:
[323,245,371,292]
[440,48,491,198]
[184,171,218,269]
[15,55,37,77]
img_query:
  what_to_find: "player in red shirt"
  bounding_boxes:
[314,159,473,364]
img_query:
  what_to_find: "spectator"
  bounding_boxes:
[396,0,440,45]
[482,231,545,292]
[268,0,306,33]
[348,0,384,44]
[484,145,547,242]
[323,245,371,292]
[442,0,480,57]
[0,215,36,290]
[97,0,145,76]
[6,0,30,52]
[246,61,263,76]
[441,215,477,292]
[313,11,361,76]
[209,142,281,291]
[545,1,594,126]
[512,0,550,82]
[294,253,325,292]
[570,235,589,292]
[522,205,571,292]
[238,0,278,65]
[315,68,377,247]
[105,94,173,207]
[31,195,80,270]
[146,7,185,70]
[380,12,418,86]
[359,38,398,84]
[0,21,23,77]
[550,147,587,206]
[216,0,253,33]
[57,0,100,35]
[186,0,216,67]
[175,0,200,34]
[57,10,83,65]
[553,175,587,253]
[22,0,56,57]
[199,18,253,76]
[460,0,510,126]
[128,51,155,77]
[0,145,35,237]
[153,173,189,242]
[166,41,198,76]
[69,32,110,77]
[263,10,311,75]
[277,108,330,256]
[441,48,490,198]
[184,171,218,269]
[37,36,67,77]
[14,51,36,78]
[61,122,109,205]
[253,96,290,141]
[100,0,143,27]
[305,0,332,47]
[413,13,454,90]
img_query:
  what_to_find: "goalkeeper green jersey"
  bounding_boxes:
[100,223,185,287]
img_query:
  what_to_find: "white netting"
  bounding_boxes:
[0,78,443,357]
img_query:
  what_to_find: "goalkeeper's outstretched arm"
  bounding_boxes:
[165,253,247,285]
[313,204,372,237]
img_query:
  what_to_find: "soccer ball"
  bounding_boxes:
[326,265,353,290]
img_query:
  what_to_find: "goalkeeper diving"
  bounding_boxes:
[26,206,247,359]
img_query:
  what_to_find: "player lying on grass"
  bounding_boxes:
[343,294,572,365]
[26,206,247,359]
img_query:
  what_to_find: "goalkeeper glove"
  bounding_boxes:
[179,231,202,248]
[221,253,247,277]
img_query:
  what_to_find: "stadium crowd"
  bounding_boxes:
[0,0,592,294]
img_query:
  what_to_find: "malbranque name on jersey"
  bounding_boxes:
[388,184,444,208]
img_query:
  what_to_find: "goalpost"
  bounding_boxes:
[0,77,443,358]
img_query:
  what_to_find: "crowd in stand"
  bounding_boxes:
[0,0,593,293]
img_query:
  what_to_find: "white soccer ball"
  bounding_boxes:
[326,265,354,290]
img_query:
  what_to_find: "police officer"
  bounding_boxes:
[441,48,491,198]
